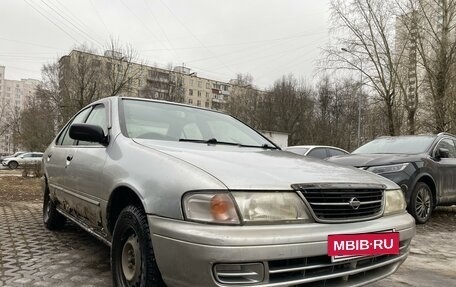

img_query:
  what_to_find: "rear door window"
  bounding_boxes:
[328,148,347,157]
[307,148,328,159]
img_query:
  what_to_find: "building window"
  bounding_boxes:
[189,89,193,96]
[206,92,209,98]
[198,81,202,88]
[188,99,193,104]
[190,79,193,86]
[223,85,228,91]
[197,100,201,106]
[206,83,210,89]
[7,87,10,91]
[205,101,209,108]
[197,91,202,97]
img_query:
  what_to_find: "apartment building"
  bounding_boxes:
[59,50,251,112]
[0,66,40,154]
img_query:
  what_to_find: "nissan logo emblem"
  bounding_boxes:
[349,197,361,210]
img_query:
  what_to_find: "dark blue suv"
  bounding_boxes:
[328,133,456,223]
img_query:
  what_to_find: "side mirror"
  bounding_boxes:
[69,123,108,145]
[20,155,24,158]
[435,148,450,159]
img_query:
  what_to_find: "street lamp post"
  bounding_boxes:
[341,48,363,147]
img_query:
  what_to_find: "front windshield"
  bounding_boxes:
[352,136,435,154]
[121,99,273,147]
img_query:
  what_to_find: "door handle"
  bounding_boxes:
[66,155,73,161]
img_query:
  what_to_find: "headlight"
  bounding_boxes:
[183,191,311,224]
[183,192,240,224]
[367,163,409,174]
[383,189,407,216]
[231,192,311,223]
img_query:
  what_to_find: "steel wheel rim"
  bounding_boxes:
[121,233,141,285]
[415,186,431,220]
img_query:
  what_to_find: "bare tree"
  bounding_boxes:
[101,40,143,98]
[311,77,361,150]
[59,41,144,123]
[59,45,101,121]
[226,74,262,128]
[259,75,314,145]
[324,0,406,136]
[18,88,57,151]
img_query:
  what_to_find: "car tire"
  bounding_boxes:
[111,205,165,287]
[408,182,433,224]
[43,185,66,230]
[8,161,18,169]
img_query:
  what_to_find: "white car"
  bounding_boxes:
[2,152,43,169]
[285,145,349,159]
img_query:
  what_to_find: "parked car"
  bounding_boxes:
[2,152,43,169]
[42,97,415,287]
[0,151,27,161]
[285,145,349,159]
[328,134,456,224]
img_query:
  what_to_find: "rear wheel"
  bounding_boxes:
[43,183,66,230]
[408,182,433,224]
[8,161,18,169]
[111,205,165,287]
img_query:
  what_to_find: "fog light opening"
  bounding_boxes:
[213,262,264,284]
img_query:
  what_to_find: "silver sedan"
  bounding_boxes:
[42,97,415,287]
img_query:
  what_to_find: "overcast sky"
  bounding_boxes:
[1,0,330,88]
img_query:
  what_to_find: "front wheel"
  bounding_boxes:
[8,161,18,169]
[43,185,66,230]
[408,182,433,224]
[111,205,165,287]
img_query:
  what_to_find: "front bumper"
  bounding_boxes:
[148,213,415,287]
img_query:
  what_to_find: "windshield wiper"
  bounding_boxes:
[179,138,277,149]
[179,138,238,146]
[238,143,278,149]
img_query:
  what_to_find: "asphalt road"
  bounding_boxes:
[0,202,455,287]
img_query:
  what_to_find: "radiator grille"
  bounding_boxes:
[298,187,384,222]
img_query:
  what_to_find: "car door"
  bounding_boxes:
[45,107,92,207]
[433,138,456,204]
[32,153,42,165]
[64,103,109,230]
[19,153,33,165]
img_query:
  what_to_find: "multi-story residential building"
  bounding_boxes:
[395,11,419,111]
[0,66,40,154]
[59,50,254,112]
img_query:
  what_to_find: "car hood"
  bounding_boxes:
[327,153,424,167]
[134,139,398,190]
